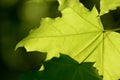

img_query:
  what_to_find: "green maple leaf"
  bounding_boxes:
[20,54,102,80]
[40,54,102,80]
[16,0,120,80]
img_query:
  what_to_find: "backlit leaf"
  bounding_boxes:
[16,0,120,80]
[100,0,120,15]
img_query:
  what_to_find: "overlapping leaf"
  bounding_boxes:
[20,54,102,80]
[16,0,120,80]
[39,54,102,80]
[100,0,120,15]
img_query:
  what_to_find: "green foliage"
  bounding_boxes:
[20,54,102,80]
[100,0,120,15]
[16,0,120,80]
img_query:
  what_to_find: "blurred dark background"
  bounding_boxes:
[0,0,60,80]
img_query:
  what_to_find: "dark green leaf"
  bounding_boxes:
[20,54,102,80]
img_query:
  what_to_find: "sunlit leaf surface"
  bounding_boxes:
[17,0,120,79]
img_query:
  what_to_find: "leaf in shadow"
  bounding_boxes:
[20,54,102,80]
